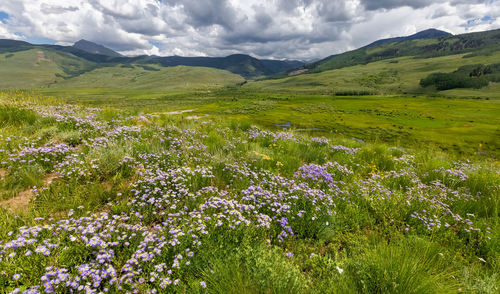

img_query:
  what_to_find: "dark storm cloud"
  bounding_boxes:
[276,0,315,12]
[175,0,238,29]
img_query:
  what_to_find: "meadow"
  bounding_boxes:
[36,87,500,158]
[0,90,498,293]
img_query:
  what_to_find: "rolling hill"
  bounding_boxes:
[0,39,303,80]
[288,28,500,75]
[250,28,500,98]
[0,48,244,90]
[52,64,244,89]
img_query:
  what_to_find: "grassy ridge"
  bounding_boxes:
[248,51,500,98]
[52,64,244,89]
[0,91,498,293]
[0,49,244,91]
[0,49,65,88]
[306,28,500,74]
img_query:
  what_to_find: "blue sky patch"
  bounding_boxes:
[26,36,56,45]
[0,11,9,22]
[481,16,495,22]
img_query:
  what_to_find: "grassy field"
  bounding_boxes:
[32,87,500,158]
[0,91,498,293]
[13,48,497,159]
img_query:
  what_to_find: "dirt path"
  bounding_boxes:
[0,173,58,214]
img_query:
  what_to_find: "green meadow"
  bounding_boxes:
[0,90,498,293]
[0,30,499,293]
[32,86,500,158]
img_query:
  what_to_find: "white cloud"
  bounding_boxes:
[0,0,499,59]
[0,21,24,40]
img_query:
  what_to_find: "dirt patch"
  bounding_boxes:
[0,168,6,180]
[288,69,309,76]
[0,173,58,214]
[186,114,210,120]
[1,189,33,213]
[34,51,52,66]
[154,109,195,115]
[43,173,58,185]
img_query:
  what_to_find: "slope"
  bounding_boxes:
[365,28,451,48]
[0,48,97,88]
[52,64,244,90]
[73,39,123,57]
[246,50,500,98]
[304,28,500,74]
[0,39,304,78]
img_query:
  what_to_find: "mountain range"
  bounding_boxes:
[0,27,499,91]
[0,38,303,79]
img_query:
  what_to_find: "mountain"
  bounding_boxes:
[0,39,304,79]
[295,28,500,75]
[73,39,122,57]
[249,28,500,99]
[364,29,451,48]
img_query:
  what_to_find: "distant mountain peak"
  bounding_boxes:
[73,39,122,57]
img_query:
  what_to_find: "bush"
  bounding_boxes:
[420,63,500,90]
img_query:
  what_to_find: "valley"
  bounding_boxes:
[0,27,498,293]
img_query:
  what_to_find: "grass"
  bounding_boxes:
[0,36,499,293]
[249,51,500,98]
[0,49,243,91]
[27,87,500,158]
[0,49,65,88]
[51,64,244,89]
[0,91,498,293]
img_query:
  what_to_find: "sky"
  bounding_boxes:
[0,0,499,60]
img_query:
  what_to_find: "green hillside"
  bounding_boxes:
[0,48,101,88]
[248,50,500,98]
[304,28,500,74]
[0,49,65,88]
[52,64,244,90]
[0,48,244,90]
[0,39,303,79]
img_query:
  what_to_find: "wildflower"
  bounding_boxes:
[336,266,344,274]
[13,274,21,280]
[200,281,206,288]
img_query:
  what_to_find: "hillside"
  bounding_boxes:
[299,28,500,74]
[73,39,123,57]
[52,64,244,90]
[247,50,500,98]
[0,48,98,88]
[0,49,244,90]
[250,28,500,98]
[364,29,451,48]
[0,39,303,79]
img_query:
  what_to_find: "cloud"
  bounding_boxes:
[0,0,499,60]
[40,4,79,14]
[360,0,435,10]
[0,21,24,40]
